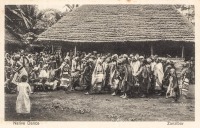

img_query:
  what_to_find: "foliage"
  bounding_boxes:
[5,5,39,44]
[5,5,38,34]
[64,4,79,12]
[5,5,63,44]
[175,5,195,24]
[62,4,79,16]
[34,8,63,34]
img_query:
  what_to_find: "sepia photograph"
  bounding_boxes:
[4,3,195,122]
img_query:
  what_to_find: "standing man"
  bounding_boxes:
[132,54,141,91]
[84,59,94,95]
[71,56,80,91]
[120,55,133,99]
[154,58,164,95]
[57,56,71,91]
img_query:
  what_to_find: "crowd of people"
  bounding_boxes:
[5,49,195,102]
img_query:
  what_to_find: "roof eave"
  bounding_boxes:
[36,38,195,43]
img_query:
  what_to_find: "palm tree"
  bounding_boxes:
[34,8,63,34]
[64,4,79,12]
[5,5,38,33]
[5,5,38,44]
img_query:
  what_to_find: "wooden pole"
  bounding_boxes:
[74,46,77,57]
[181,45,184,58]
[52,45,54,54]
[151,44,153,56]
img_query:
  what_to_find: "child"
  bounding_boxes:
[16,75,32,114]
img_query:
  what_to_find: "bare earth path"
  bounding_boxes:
[5,84,194,121]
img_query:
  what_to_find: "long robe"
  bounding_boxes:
[109,61,117,87]
[91,59,105,92]
[132,60,141,87]
[82,64,93,90]
[111,70,121,91]
[166,72,180,100]
[135,64,150,95]
[130,61,135,75]
[163,64,172,89]
[16,82,31,113]
[180,68,191,96]
[121,64,133,94]
[103,62,110,89]
[71,59,80,88]
[132,60,140,76]
[154,63,164,90]
[151,61,156,72]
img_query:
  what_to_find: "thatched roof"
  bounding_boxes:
[38,5,194,43]
[5,29,21,44]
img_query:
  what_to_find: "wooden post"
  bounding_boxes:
[52,45,54,54]
[74,46,77,57]
[181,45,184,58]
[151,44,153,56]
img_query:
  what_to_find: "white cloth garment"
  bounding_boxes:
[91,58,105,87]
[151,62,156,72]
[16,82,31,113]
[39,70,48,78]
[154,62,164,90]
[132,60,140,76]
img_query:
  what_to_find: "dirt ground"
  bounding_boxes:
[5,84,195,121]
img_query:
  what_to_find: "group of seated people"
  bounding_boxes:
[4,50,195,101]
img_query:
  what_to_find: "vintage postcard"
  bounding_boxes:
[0,0,199,127]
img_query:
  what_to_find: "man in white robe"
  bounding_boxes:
[154,58,164,95]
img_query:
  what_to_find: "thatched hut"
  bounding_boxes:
[37,5,194,59]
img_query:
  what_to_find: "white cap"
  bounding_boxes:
[139,56,144,59]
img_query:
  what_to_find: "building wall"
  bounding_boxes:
[40,40,194,59]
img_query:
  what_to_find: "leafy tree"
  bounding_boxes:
[34,8,63,34]
[5,5,38,44]
[5,4,80,45]
[175,5,195,24]
[5,5,63,44]
[62,4,79,16]
[64,4,79,12]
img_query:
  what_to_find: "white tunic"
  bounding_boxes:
[16,82,31,113]
[154,63,164,90]
[132,60,140,76]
